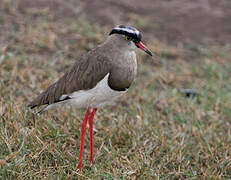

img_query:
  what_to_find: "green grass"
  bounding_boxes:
[1,1,231,179]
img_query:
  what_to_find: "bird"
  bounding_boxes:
[27,25,153,171]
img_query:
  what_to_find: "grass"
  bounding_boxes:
[1,1,231,179]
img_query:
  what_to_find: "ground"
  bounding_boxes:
[0,0,231,179]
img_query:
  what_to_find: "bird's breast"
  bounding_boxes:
[108,51,137,91]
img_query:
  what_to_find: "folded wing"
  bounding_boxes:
[28,48,111,109]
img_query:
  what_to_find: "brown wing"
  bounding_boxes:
[28,47,111,109]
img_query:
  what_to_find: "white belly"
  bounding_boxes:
[69,73,127,108]
[42,73,127,112]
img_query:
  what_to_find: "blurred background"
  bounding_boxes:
[2,0,231,45]
[1,0,231,179]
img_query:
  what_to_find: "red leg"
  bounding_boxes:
[78,107,90,171]
[88,108,98,164]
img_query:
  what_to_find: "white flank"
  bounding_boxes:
[70,73,127,108]
[42,73,127,112]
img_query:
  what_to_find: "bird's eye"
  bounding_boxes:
[125,36,132,41]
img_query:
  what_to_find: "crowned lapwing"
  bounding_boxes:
[28,25,152,171]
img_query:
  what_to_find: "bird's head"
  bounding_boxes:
[108,25,152,56]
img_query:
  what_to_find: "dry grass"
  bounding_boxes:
[1,1,231,179]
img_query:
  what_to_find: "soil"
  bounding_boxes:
[19,0,231,45]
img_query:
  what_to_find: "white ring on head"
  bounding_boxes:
[114,27,139,36]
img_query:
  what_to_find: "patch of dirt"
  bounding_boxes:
[18,0,231,45]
